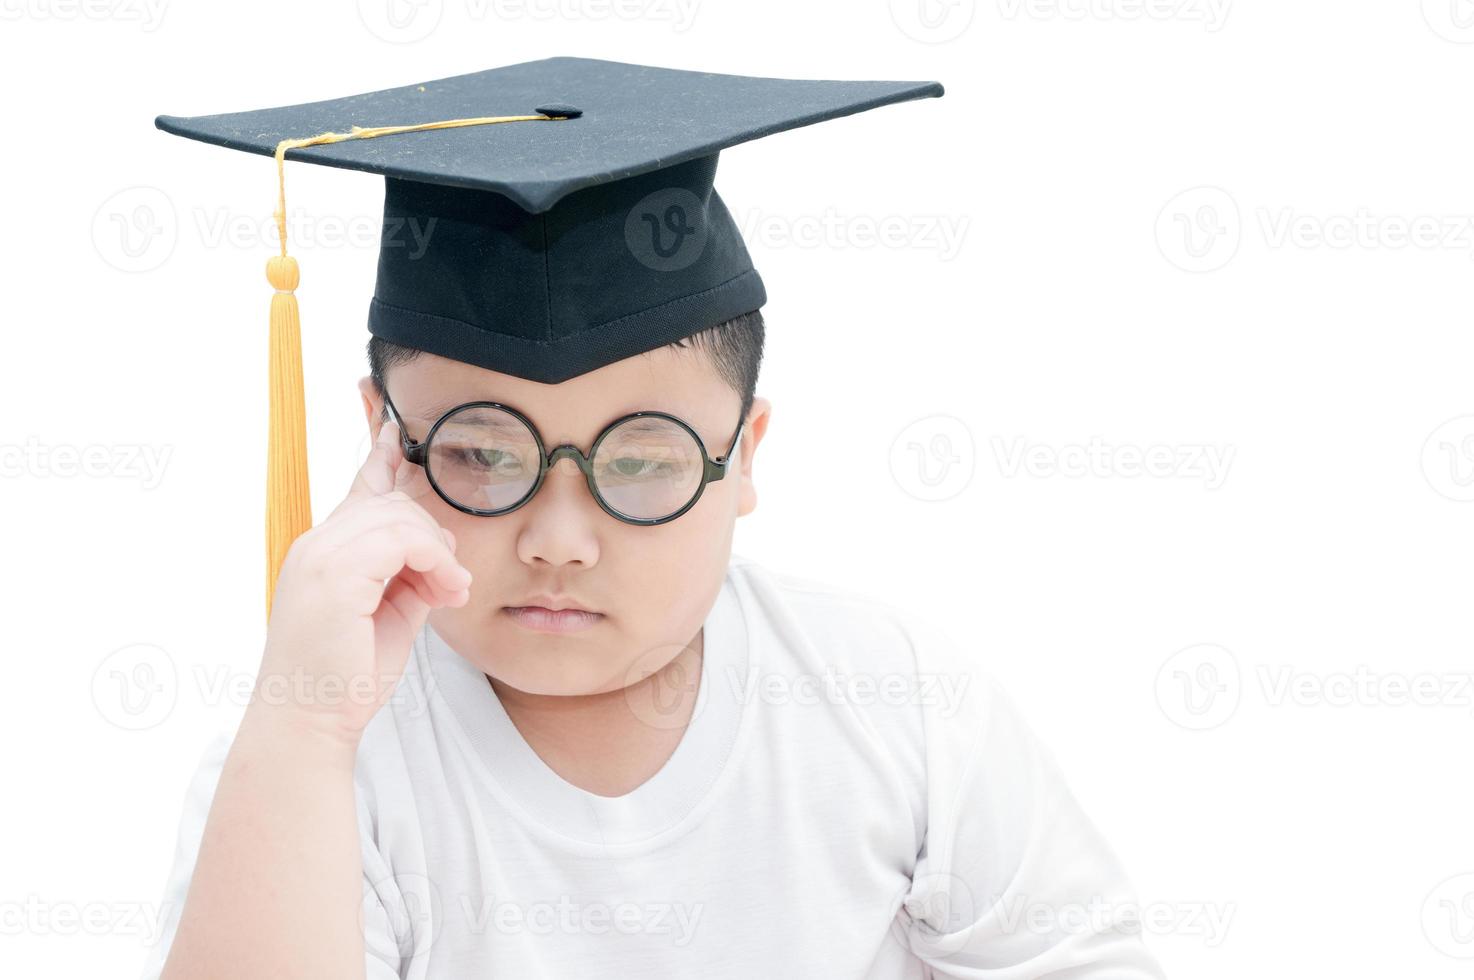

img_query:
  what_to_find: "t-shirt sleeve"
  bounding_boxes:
[135,728,405,980]
[894,614,1167,979]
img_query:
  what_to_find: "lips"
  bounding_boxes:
[502,605,604,633]
[507,594,597,613]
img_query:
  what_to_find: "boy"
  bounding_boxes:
[141,58,1166,978]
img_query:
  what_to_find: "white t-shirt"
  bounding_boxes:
[139,552,1165,978]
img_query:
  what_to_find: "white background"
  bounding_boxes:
[3,2,1473,977]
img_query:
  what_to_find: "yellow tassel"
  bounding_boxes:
[265,254,310,622]
[262,110,571,621]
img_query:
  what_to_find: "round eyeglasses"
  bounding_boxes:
[380,389,745,526]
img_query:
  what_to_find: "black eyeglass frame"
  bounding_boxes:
[380,388,745,526]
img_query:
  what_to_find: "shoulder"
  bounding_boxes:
[723,553,964,775]
[726,551,917,649]
[725,550,1009,769]
[725,550,979,687]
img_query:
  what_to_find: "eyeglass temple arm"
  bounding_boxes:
[706,417,746,483]
[379,390,429,466]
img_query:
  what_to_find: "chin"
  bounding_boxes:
[486,630,633,696]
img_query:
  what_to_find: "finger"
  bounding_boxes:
[314,492,453,557]
[401,568,440,608]
[372,575,432,677]
[397,527,476,593]
[330,523,472,599]
[397,562,473,611]
[380,570,431,623]
[334,420,405,517]
[373,575,469,682]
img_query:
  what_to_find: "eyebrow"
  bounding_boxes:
[399,396,716,441]
[407,397,492,421]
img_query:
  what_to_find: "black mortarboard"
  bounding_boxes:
[152,56,944,617]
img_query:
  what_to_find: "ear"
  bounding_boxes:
[358,376,385,441]
[735,396,771,518]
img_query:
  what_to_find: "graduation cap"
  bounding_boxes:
[153,56,944,619]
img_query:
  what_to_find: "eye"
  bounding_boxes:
[608,455,678,478]
[445,445,523,474]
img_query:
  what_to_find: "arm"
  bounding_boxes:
[158,710,365,980]
[153,420,469,979]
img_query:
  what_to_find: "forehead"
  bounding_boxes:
[387,345,735,434]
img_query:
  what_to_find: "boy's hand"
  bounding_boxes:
[253,420,472,747]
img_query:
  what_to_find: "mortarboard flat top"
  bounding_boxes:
[155,56,944,215]
[156,57,945,386]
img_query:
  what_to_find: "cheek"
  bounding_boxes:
[623,522,727,607]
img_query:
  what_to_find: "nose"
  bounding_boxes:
[513,445,602,568]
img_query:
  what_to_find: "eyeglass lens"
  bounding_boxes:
[425,406,707,521]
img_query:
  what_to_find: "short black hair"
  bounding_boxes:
[366,308,765,430]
